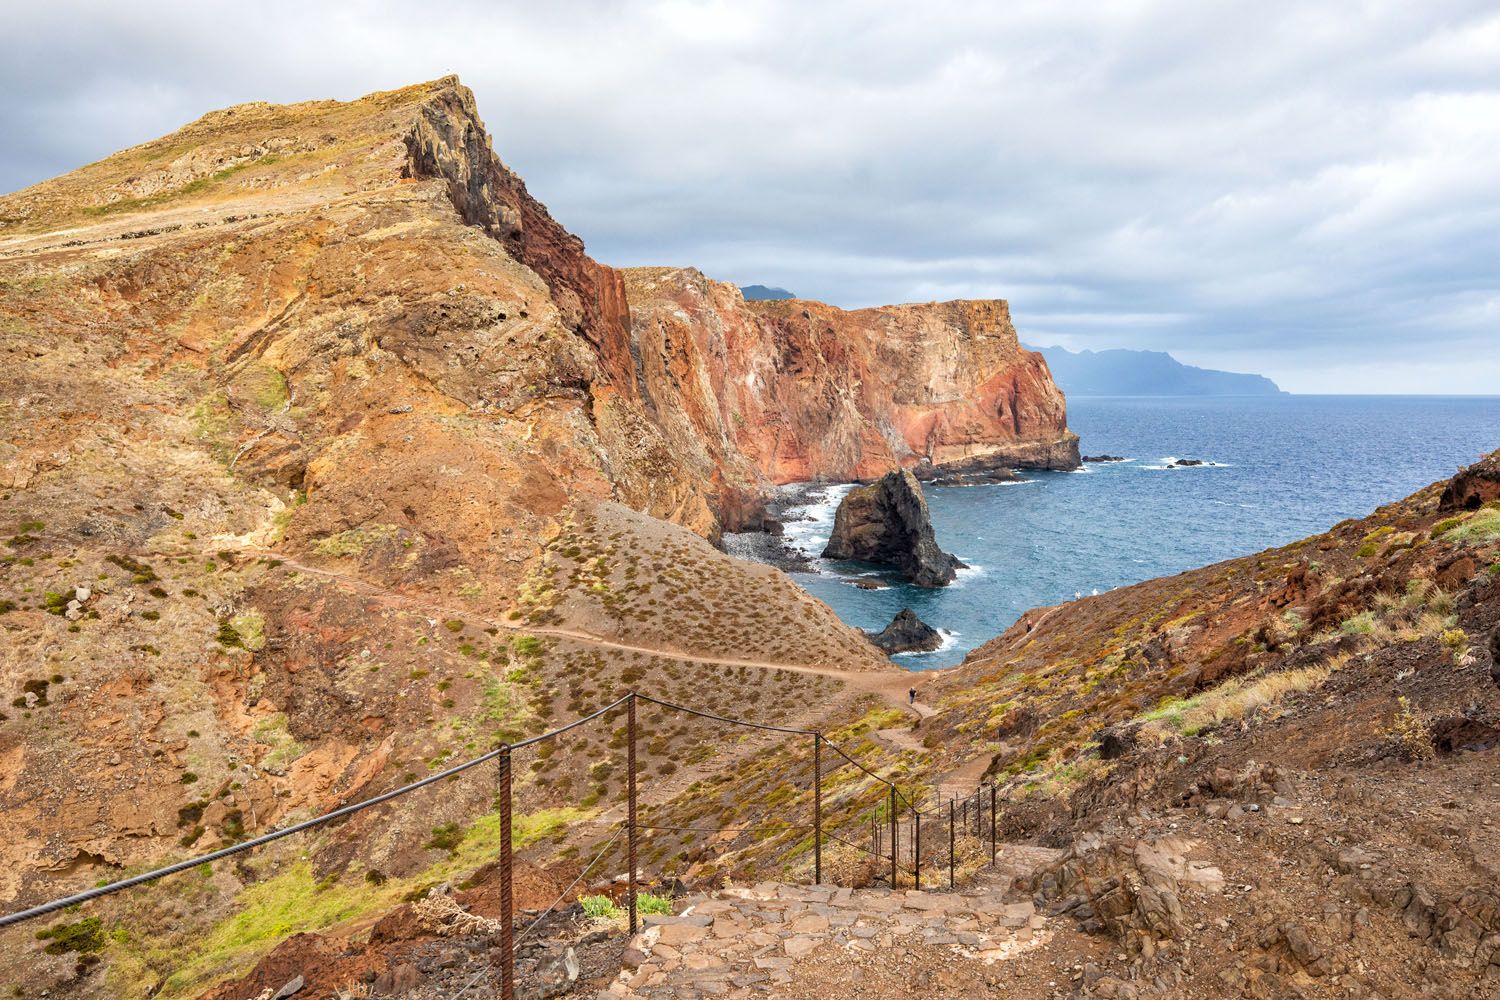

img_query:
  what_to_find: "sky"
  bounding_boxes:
[5,1,1499,393]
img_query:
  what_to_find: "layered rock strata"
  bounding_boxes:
[622,268,1079,530]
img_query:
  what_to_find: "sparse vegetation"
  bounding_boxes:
[579,894,622,919]
[1393,696,1434,761]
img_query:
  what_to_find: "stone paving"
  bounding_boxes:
[598,879,1055,998]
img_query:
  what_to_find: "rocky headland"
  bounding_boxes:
[822,469,963,587]
[0,74,1072,995]
[3,73,1497,1000]
[622,267,1079,531]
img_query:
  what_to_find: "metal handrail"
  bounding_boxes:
[0,689,1011,1000]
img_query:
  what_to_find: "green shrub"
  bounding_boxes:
[35,917,105,955]
[637,892,673,915]
[1443,508,1500,544]
[579,894,621,919]
[425,823,464,854]
[216,619,244,648]
[1431,516,1463,538]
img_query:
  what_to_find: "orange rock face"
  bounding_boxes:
[621,268,1078,527]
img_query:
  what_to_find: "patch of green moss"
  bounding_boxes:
[231,611,265,652]
[312,524,399,559]
[35,916,106,955]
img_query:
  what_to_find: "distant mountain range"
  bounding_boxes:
[739,284,796,301]
[1027,344,1287,397]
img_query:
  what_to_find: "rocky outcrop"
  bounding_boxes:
[823,470,963,587]
[1440,450,1500,512]
[621,268,1079,530]
[1033,834,1223,955]
[868,608,943,653]
[403,79,632,382]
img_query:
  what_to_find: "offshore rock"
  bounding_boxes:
[823,470,963,587]
[868,608,943,654]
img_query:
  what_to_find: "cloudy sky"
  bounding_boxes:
[7,1,1499,392]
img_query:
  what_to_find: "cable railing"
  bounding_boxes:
[0,690,1010,1000]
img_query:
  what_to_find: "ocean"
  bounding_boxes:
[729,395,1500,670]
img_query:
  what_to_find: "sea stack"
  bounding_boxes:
[822,469,963,587]
[868,608,944,653]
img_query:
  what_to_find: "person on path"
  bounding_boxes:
[909,687,916,706]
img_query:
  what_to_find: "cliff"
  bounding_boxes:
[622,268,1079,524]
[0,75,1076,996]
[0,76,897,995]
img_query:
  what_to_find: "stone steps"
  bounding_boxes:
[598,866,1058,998]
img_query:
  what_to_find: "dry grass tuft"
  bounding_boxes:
[1392,696,1434,762]
[1137,659,1340,743]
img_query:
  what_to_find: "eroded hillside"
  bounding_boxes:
[895,451,1500,997]
[1,74,1024,997]
[163,458,1500,1000]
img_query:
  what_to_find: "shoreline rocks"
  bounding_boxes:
[822,469,964,587]
[867,608,943,653]
[1083,454,1127,463]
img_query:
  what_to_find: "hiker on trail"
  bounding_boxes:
[909,687,916,706]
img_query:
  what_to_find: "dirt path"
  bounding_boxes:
[227,549,943,720]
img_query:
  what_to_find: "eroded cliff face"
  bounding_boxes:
[621,267,1079,524]
[0,77,895,995]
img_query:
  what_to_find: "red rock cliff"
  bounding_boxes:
[619,268,1078,527]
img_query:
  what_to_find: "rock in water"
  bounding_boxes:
[822,469,963,587]
[868,608,943,653]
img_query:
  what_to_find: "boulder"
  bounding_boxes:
[822,470,963,587]
[867,608,943,653]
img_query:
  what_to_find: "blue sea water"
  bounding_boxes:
[764,396,1500,670]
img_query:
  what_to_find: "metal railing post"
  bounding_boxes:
[948,797,956,889]
[914,809,921,889]
[990,784,997,866]
[888,785,897,889]
[627,692,638,935]
[498,744,514,1000]
[813,734,822,885]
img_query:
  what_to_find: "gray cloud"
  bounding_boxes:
[6,0,1499,392]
